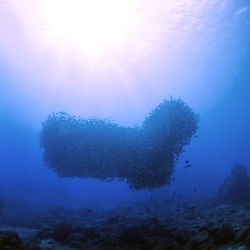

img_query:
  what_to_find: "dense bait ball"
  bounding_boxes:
[39,98,199,190]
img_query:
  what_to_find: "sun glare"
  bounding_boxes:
[40,0,139,56]
[3,0,219,80]
[1,0,227,114]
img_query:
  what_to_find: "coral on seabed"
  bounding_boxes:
[39,98,199,190]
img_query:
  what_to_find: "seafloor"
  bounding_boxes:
[0,197,249,250]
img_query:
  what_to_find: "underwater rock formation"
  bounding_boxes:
[40,98,199,190]
[217,163,250,204]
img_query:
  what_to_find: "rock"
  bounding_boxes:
[0,216,5,227]
[190,233,208,248]
[151,224,170,238]
[36,225,52,240]
[245,235,250,248]
[209,223,235,245]
[104,216,119,225]
[52,222,75,243]
[40,239,56,249]
[82,227,99,240]
[237,227,250,243]
[161,238,185,250]
[237,227,250,248]
[98,236,114,248]
[21,238,41,250]
[217,163,250,204]
[150,216,159,224]
[67,240,84,248]
[173,231,190,245]
[119,225,145,245]
[67,232,86,243]
[244,203,250,210]
[0,230,22,249]
[77,208,93,217]
[183,214,195,221]
[238,246,247,250]
[198,223,209,232]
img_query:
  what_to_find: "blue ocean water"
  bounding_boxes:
[0,0,250,249]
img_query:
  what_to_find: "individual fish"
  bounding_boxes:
[193,188,198,192]
[185,160,189,164]
[184,164,192,169]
